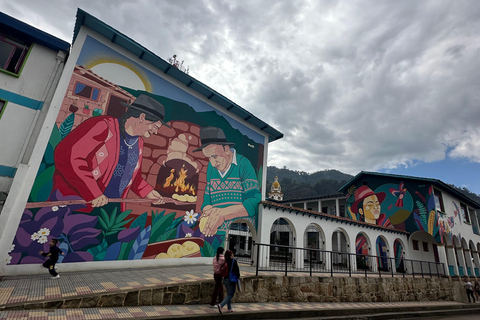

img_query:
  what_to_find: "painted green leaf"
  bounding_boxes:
[100,208,110,227]
[29,165,55,202]
[202,240,215,257]
[118,241,131,260]
[49,124,62,149]
[115,209,133,224]
[156,228,177,242]
[59,113,75,140]
[166,215,183,231]
[150,212,176,244]
[43,143,55,165]
[130,212,148,230]
[87,239,108,261]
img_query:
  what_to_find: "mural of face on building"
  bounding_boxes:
[361,194,381,223]
[351,186,386,225]
[193,127,262,238]
[202,145,233,173]
[7,36,264,266]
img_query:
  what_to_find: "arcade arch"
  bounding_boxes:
[332,228,349,267]
[452,236,467,276]
[227,218,256,263]
[469,240,479,277]
[375,235,389,271]
[304,223,325,263]
[270,217,296,248]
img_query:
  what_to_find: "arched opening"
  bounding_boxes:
[270,218,295,247]
[393,238,406,273]
[331,228,350,269]
[227,218,256,264]
[452,236,465,276]
[303,223,325,265]
[461,238,473,276]
[469,240,479,277]
[375,236,389,272]
[355,232,371,271]
[269,217,296,267]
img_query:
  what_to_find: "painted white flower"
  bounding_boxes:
[185,233,192,238]
[183,210,198,225]
[38,228,50,237]
[38,236,48,244]
[5,255,12,265]
[52,206,59,212]
[8,244,14,253]
[31,232,40,240]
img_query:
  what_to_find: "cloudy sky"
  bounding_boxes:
[3,1,480,193]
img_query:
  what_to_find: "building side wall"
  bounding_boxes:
[1,25,271,275]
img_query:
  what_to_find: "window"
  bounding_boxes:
[0,31,31,75]
[340,205,346,217]
[422,242,429,252]
[460,203,470,223]
[434,189,445,212]
[412,240,419,251]
[73,82,100,100]
[0,99,6,119]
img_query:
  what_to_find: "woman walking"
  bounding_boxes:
[209,247,225,308]
[217,250,240,313]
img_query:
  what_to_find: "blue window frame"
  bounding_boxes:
[74,82,100,101]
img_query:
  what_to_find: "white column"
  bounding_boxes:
[445,245,458,276]
[318,200,322,213]
[294,230,304,269]
[435,243,449,276]
[463,248,474,277]
[335,198,340,217]
[303,202,307,210]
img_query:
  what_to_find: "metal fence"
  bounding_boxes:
[253,242,446,278]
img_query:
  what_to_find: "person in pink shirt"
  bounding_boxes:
[209,247,225,307]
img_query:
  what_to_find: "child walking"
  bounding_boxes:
[39,238,64,278]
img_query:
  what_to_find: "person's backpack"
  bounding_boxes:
[228,258,238,283]
[219,262,229,277]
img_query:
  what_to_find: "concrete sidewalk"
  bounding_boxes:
[1,264,479,319]
[1,301,479,319]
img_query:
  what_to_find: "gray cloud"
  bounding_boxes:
[2,0,480,176]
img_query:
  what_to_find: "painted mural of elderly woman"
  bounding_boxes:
[351,185,392,227]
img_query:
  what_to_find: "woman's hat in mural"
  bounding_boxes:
[193,126,235,152]
[351,185,386,213]
[121,94,170,127]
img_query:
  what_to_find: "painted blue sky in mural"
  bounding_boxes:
[4,1,480,195]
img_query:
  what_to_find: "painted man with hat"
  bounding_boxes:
[193,126,261,237]
[351,185,391,227]
[52,94,166,212]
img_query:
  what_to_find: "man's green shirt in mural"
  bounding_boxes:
[201,148,261,218]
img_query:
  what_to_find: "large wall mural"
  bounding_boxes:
[346,180,463,243]
[7,36,264,265]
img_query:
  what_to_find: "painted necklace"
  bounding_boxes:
[123,137,139,149]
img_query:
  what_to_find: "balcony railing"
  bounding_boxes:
[253,243,446,278]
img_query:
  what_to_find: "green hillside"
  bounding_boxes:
[266,166,353,199]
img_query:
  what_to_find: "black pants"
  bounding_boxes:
[466,289,475,302]
[43,259,58,277]
[210,273,224,306]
